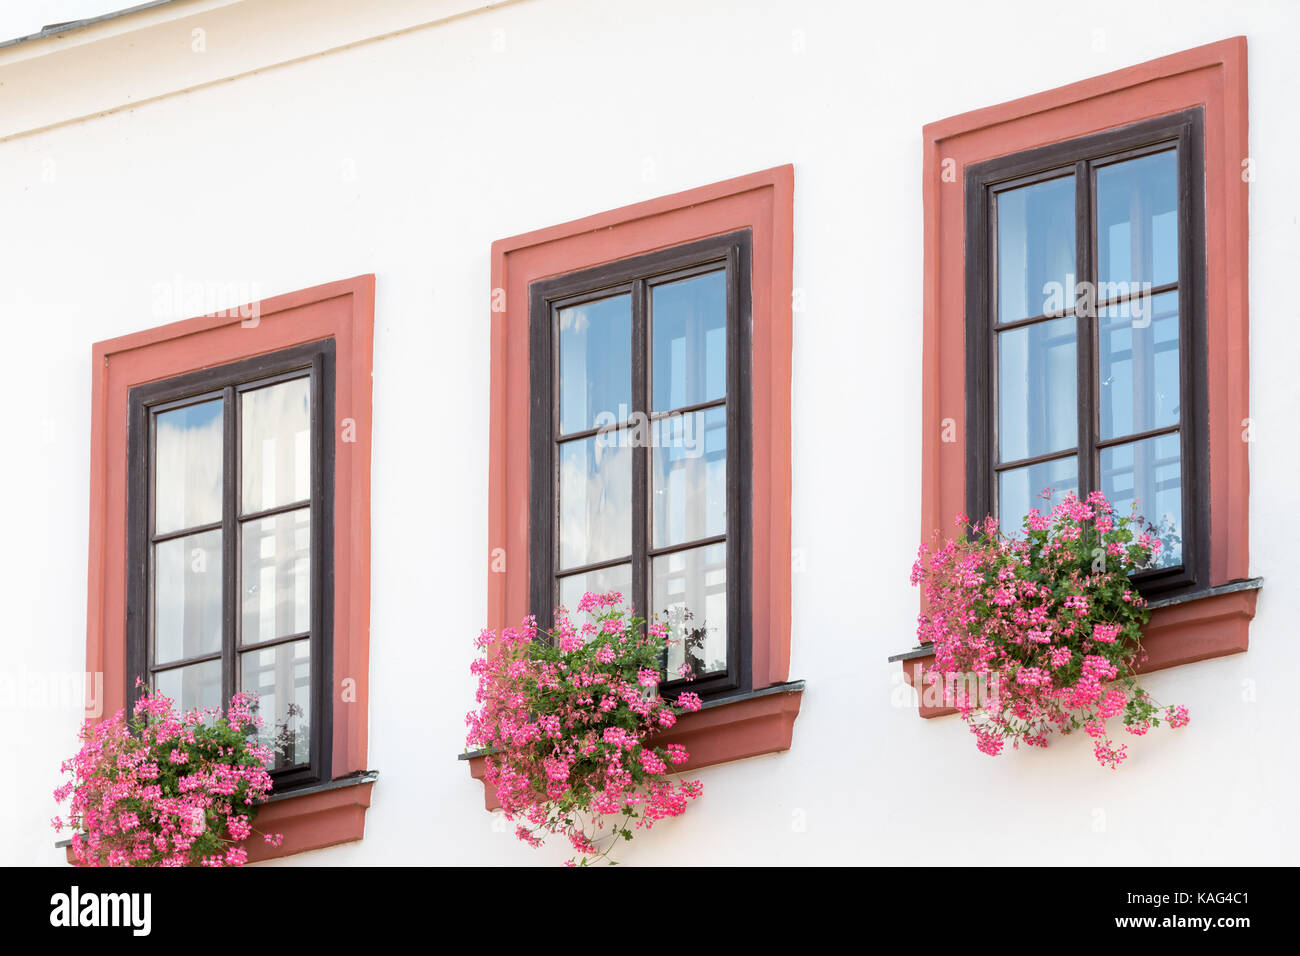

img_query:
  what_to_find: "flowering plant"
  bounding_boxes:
[52,685,282,866]
[910,491,1189,768]
[466,592,703,865]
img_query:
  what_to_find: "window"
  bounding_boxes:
[900,39,1256,705]
[126,341,334,789]
[86,275,376,858]
[529,232,752,698]
[965,109,1208,597]
[473,167,801,797]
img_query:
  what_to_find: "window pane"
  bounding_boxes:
[652,270,726,411]
[997,456,1078,535]
[558,294,632,435]
[153,529,223,666]
[557,562,633,621]
[558,433,631,570]
[998,316,1077,462]
[652,406,726,548]
[1097,150,1179,293]
[997,175,1076,323]
[653,542,727,680]
[241,639,311,770]
[241,377,311,514]
[1099,290,1180,441]
[241,507,311,644]
[154,400,223,535]
[1101,433,1182,568]
[153,659,222,715]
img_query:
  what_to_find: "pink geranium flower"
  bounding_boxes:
[911,492,1188,769]
[466,593,701,864]
[52,687,281,866]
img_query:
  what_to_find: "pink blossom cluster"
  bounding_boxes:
[466,592,702,864]
[911,491,1189,769]
[52,684,281,866]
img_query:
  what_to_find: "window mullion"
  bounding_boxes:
[221,384,237,715]
[631,277,649,631]
[1074,158,1097,497]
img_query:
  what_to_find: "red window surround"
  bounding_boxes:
[78,275,376,860]
[900,37,1256,716]
[469,166,801,807]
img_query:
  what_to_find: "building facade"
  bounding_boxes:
[0,0,1294,865]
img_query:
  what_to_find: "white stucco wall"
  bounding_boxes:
[2,0,1297,866]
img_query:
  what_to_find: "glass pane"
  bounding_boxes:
[1099,290,1180,440]
[652,270,726,411]
[241,377,311,515]
[652,406,726,548]
[997,175,1076,323]
[653,542,727,681]
[557,562,633,621]
[558,294,632,435]
[998,316,1077,462]
[1097,150,1179,293]
[153,529,223,666]
[153,659,222,716]
[558,433,631,570]
[1101,433,1182,568]
[241,639,311,770]
[154,400,223,535]
[998,456,1078,535]
[241,507,311,644]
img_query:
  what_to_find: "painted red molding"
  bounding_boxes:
[907,37,1253,710]
[242,780,375,862]
[466,688,804,811]
[1137,587,1257,670]
[81,275,376,861]
[652,687,803,770]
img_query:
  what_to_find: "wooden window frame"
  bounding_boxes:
[964,108,1209,600]
[125,340,336,791]
[528,231,753,700]
[81,276,376,860]
[898,38,1258,715]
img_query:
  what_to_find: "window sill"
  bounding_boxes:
[58,770,378,864]
[462,682,805,811]
[891,579,1262,718]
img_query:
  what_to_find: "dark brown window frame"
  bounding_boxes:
[126,339,335,791]
[529,230,753,700]
[965,107,1209,599]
